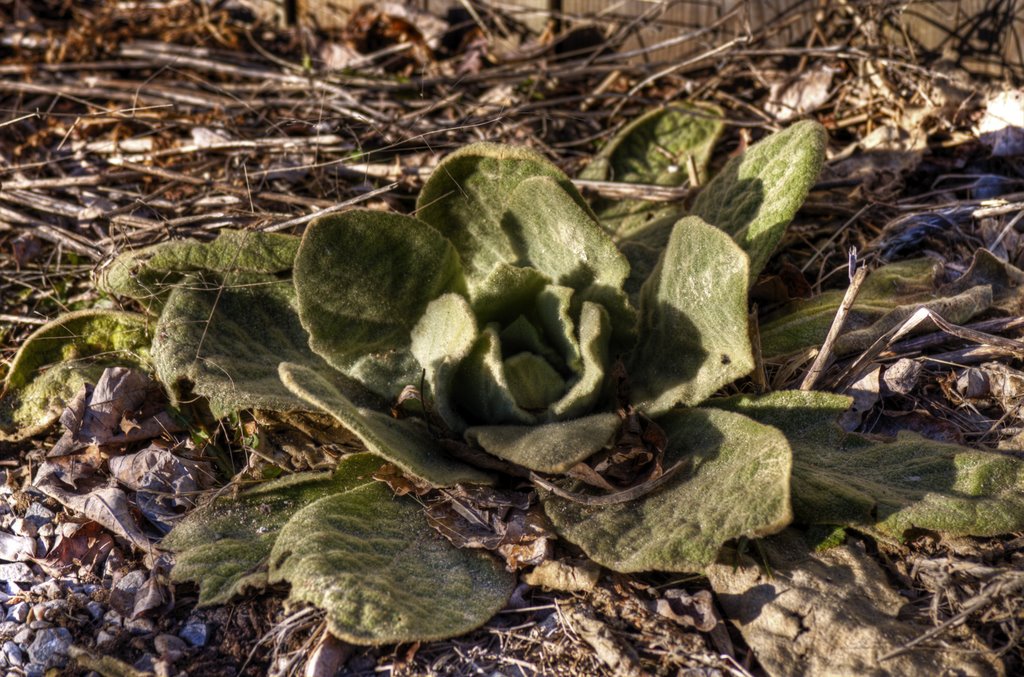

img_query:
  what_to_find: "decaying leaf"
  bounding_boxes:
[760,249,1024,358]
[707,530,1000,677]
[0,310,151,440]
[522,558,601,592]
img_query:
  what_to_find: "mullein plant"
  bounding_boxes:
[3,107,1024,644]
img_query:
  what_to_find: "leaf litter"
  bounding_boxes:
[0,1,1019,675]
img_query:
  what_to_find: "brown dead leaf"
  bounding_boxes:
[108,445,211,533]
[425,485,553,570]
[43,521,114,574]
[561,602,643,677]
[765,65,835,121]
[651,589,717,633]
[707,530,1000,677]
[523,558,601,593]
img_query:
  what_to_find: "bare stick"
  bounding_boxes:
[800,264,868,390]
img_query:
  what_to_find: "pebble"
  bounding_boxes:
[154,634,186,663]
[28,626,73,669]
[179,619,208,647]
[24,503,55,529]
[104,609,123,626]
[3,640,25,666]
[125,617,156,635]
[28,620,52,630]
[0,563,36,584]
[12,517,37,538]
[95,630,116,646]
[0,621,19,635]
[85,601,105,621]
[13,627,32,645]
[31,580,61,600]
[134,654,156,673]
[5,601,28,623]
[25,662,45,677]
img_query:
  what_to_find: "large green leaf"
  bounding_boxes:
[268,477,515,645]
[98,230,299,312]
[630,216,754,416]
[692,120,826,281]
[541,407,792,571]
[711,390,1024,537]
[1,310,151,439]
[581,104,724,241]
[294,210,465,367]
[410,293,479,432]
[550,301,612,420]
[416,143,596,289]
[470,264,549,326]
[503,175,629,291]
[759,252,1014,358]
[152,275,370,417]
[452,328,535,426]
[163,453,384,605]
[280,362,494,487]
[465,412,621,473]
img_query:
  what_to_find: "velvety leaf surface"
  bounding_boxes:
[416,143,595,289]
[542,407,792,571]
[280,362,494,486]
[1,310,151,439]
[452,328,535,426]
[152,276,370,417]
[550,301,611,419]
[471,264,549,326]
[711,390,1024,537]
[410,293,479,432]
[163,453,384,606]
[630,216,754,416]
[294,210,465,366]
[759,253,1012,358]
[691,120,826,281]
[465,412,621,473]
[269,478,515,645]
[98,230,299,312]
[504,175,629,291]
[581,104,724,240]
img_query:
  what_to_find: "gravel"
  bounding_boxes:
[179,619,208,647]
[27,626,72,669]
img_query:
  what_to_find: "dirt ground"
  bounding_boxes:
[1,1,1023,676]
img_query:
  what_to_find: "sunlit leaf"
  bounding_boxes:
[542,407,792,571]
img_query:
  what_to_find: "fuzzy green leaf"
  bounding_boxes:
[465,412,621,473]
[410,293,479,432]
[630,216,754,416]
[453,328,534,426]
[280,362,494,486]
[551,301,611,419]
[294,210,465,367]
[504,175,629,291]
[163,453,384,606]
[1,310,151,439]
[152,276,370,417]
[542,407,792,571]
[503,352,566,411]
[581,104,724,240]
[711,390,1024,537]
[759,254,1007,358]
[471,264,550,326]
[98,230,299,312]
[692,120,826,281]
[416,143,596,289]
[268,478,514,645]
